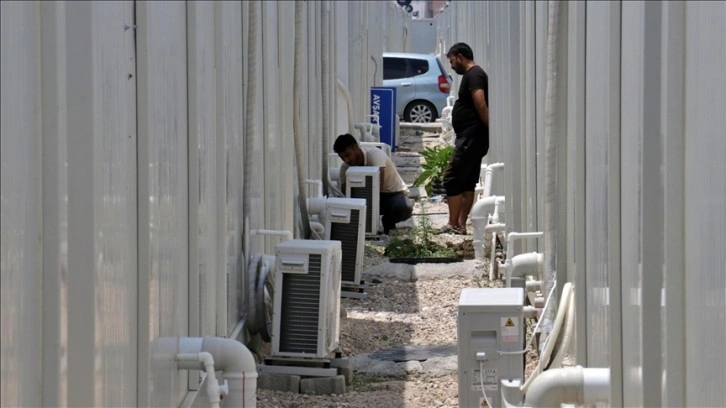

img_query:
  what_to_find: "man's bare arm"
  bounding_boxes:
[472,88,489,127]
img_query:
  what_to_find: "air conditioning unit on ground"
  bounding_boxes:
[458,288,525,408]
[324,197,366,287]
[345,166,381,236]
[272,240,342,358]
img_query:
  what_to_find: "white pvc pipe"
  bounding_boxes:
[583,367,611,403]
[506,232,543,263]
[524,366,610,408]
[507,252,544,286]
[249,229,293,241]
[306,197,327,216]
[178,337,258,407]
[177,351,226,408]
[305,179,324,198]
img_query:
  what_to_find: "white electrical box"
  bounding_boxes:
[458,288,525,408]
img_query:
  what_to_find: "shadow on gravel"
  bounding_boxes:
[342,279,422,314]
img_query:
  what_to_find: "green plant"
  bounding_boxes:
[413,145,454,195]
[384,201,455,258]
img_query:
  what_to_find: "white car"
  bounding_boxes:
[382,52,452,123]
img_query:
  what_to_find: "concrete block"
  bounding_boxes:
[299,375,346,395]
[257,373,301,393]
[337,365,354,385]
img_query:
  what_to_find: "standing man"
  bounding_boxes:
[441,42,489,235]
[334,133,413,235]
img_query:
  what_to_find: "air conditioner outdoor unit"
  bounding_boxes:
[272,239,342,358]
[345,166,381,236]
[458,287,525,408]
[324,197,366,287]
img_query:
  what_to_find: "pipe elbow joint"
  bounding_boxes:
[201,337,257,374]
[525,366,584,408]
[510,252,544,278]
[524,366,610,408]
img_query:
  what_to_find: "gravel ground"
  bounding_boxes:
[256,201,543,407]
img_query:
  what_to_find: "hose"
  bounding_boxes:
[548,285,576,369]
[541,0,561,347]
[321,0,331,196]
[243,0,260,325]
[522,281,574,394]
[293,0,311,239]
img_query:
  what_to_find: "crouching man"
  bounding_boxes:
[333,133,413,235]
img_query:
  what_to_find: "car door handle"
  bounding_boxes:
[401,82,412,87]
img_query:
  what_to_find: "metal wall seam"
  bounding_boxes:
[40,1,67,406]
[65,2,96,405]
[660,1,686,405]
[565,0,588,367]
[620,2,645,404]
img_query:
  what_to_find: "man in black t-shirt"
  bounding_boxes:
[441,42,489,235]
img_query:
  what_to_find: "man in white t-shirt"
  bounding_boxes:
[334,133,413,235]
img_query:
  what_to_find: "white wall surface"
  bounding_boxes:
[436,1,726,406]
[0,1,410,405]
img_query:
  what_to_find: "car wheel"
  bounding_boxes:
[404,101,437,123]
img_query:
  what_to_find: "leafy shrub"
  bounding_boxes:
[413,145,454,195]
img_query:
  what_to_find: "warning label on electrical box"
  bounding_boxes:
[501,317,519,342]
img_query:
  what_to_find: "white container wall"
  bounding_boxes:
[1,0,410,405]
[437,0,726,406]
[3,0,724,406]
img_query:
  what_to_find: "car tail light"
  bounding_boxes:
[438,75,450,94]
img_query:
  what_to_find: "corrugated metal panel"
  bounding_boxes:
[187,0,218,338]
[0,2,43,407]
[39,2,69,405]
[683,2,726,406]
[216,0,245,336]
[619,2,645,405]
[136,2,189,406]
[89,2,138,406]
[584,1,620,370]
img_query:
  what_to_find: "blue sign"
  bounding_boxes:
[370,87,397,152]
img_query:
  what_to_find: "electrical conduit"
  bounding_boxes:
[541,0,561,346]
[321,0,331,196]
[293,0,312,239]
[244,0,260,262]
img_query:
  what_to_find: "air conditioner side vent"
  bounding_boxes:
[350,176,374,233]
[329,209,360,283]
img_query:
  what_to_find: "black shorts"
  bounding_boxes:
[443,126,488,196]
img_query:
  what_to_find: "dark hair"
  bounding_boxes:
[446,42,474,61]
[333,133,358,153]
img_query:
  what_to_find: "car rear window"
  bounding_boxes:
[409,59,429,76]
[383,57,408,80]
[436,58,448,76]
